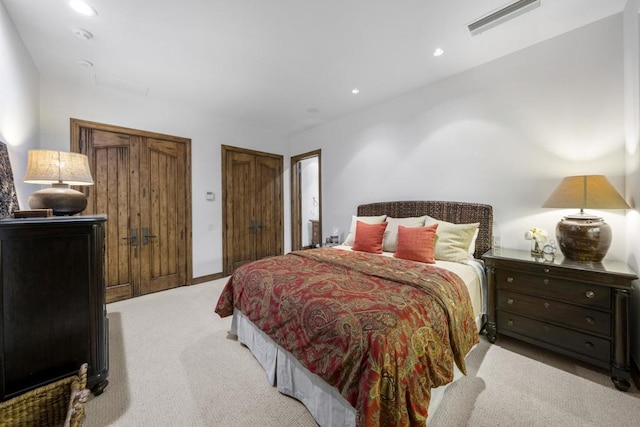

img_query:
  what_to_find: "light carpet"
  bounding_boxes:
[84,278,640,426]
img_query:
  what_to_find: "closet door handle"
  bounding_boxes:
[142,227,157,245]
[122,228,138,246]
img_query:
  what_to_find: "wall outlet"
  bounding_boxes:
[493,235,501,248]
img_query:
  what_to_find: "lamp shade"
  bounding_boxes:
[23,150,93,215]
[542,175,630,210]
[24,150,93,186]
[542,175,629,262]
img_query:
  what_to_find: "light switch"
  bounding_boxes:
[206,191,215,201]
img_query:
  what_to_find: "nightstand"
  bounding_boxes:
[483,248,637,391]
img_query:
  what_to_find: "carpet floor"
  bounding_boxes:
[84,278,640,426]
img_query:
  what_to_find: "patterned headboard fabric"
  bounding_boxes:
[357,200,493,259]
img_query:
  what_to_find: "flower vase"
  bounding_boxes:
[531,240,542,256]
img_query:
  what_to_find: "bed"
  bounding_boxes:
[216,200,493,426]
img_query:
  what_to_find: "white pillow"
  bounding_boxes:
[382,216,428,252]
[468,228,480,256]
[342,215,387,246]
[424,216,480,264]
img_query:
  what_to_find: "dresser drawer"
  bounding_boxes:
[497,311,610,363]
[495,270,610,310]
[498,290,610,336]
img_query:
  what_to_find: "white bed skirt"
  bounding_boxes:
[232,309,467,427]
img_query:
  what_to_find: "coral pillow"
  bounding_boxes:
[394,223,438,264]
[352,221,388,254]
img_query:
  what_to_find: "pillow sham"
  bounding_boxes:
[343,215,387,246]
[468,228,480,255]
[382,216,428,253]
[352,221,388,254]
[394,223,438,263]
[424,216,480,264]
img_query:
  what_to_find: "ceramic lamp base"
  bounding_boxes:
[28,185,87,216]
[556,213,611,262]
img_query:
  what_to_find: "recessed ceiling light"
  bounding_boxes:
[77,59,94,68]
[69,1,98,16]
[72,28,93,40]
[433,48,444,57]
[351,88,360,94]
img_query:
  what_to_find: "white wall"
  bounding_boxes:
[291,14,627,261]
[624,0,640,366]
[0,2,40,207]
[38,77,289,278]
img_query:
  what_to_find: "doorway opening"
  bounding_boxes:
[291,150,321,251]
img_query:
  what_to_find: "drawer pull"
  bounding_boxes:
[506,277,514,283]
[544,302,550,309]
[585,290,595,299]
[585,341,594,350]
[544,326,549,332]
[544,268,550,273]
[585,316,595,325]
[506,298,514,305]
[507,319,514,326]
[543,278,549,285]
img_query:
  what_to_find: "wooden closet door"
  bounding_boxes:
[224,150,257,272]
[222,145,283,275]
[139,138,188,294]
[255,155,283,260]
[72,119,192,303]
[81,128,139,302]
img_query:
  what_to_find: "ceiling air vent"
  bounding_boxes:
[468,0,541,36]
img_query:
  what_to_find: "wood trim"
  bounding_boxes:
[70,118,193,290]
[290,149,321,251]
[71,118,191,144]
[192,272,226,284]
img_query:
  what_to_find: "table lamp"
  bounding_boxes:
[542,175,630,262]
[23,150,94,215]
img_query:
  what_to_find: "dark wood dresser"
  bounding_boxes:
[0,216,109,401]
[483,248,636,391]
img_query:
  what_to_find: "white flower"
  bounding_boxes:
[524,227,548,243]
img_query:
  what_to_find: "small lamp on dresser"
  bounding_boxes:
[23,150,94,216]
[542,175,630,262]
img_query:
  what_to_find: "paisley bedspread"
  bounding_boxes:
[215,247,478,426]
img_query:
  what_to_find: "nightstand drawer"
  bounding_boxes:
[497,311,610,363]
[495,270,610,309]
[498,290,610,336]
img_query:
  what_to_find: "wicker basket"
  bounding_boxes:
[0,364,90,427]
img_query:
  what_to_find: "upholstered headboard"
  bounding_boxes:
[357,200,493,258]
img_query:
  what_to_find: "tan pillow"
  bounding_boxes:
[424,216,480,263]
[343,215,387,246]
[382,216,428,252]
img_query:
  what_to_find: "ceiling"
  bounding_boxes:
[3,0,626,136]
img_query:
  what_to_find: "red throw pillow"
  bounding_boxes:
[394,223,438,263]
[352,221,388,254]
